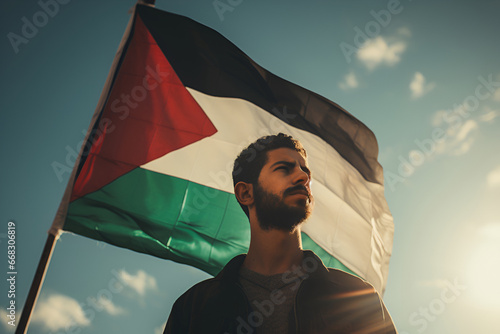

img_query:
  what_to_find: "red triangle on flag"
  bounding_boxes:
[71,16,217,202]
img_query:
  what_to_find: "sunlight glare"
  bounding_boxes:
[466,223,500,308]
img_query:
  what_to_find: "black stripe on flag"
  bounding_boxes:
[136,5,383,185]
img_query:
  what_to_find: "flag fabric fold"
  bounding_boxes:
[51,4,394,294]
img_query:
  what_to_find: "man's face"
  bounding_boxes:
[253,148,314,232]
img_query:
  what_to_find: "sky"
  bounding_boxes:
[1,0,500,333]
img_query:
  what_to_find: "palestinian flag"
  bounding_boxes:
[50,4,394,293]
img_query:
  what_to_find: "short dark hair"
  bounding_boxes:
[232,133,307,217]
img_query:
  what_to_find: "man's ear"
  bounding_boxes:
[234,181,254,207]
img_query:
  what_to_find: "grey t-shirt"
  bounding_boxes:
[238,266,307,334]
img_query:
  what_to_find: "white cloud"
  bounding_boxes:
[118,269,157,296]
[447,120,477,156]
[0,309,15,333]
[32,294,90,332]
[95,296,126,316]
[480,107,499,122]
[339,71,358,90]
[487,165,500,187]
[410,72,435,99]
[357,36,407,70]
[451,136,475,156]
[454,119,478,142]
[399,111,480,178]
[429,109,479,156]
[493,88,500,101]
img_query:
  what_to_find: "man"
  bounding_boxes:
[165,133,396,333]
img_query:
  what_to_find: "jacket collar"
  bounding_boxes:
[215,250,331,284]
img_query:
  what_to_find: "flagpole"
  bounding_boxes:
[15,231,60,334]
[16,2,151,332]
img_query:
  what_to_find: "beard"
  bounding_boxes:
[253,182,313,232]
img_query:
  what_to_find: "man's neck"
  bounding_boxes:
[243,226,304,276]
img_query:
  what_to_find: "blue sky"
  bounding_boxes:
[1,0,500,333]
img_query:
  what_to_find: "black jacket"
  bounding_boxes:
[165,251,397,333]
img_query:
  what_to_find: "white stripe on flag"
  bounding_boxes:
[141,88,393,292]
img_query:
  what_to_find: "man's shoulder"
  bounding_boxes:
[174,254,245,304]
[302,250,374,291]
[324,267,376,292]
[165,271,240,333]
[175,275,223,303]
[305,268,396,333]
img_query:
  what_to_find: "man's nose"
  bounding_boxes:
[292,167,310,186]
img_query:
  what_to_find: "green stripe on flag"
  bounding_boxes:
[65,167,357,277]
[65,168,249,275]
[301,233,358,277]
